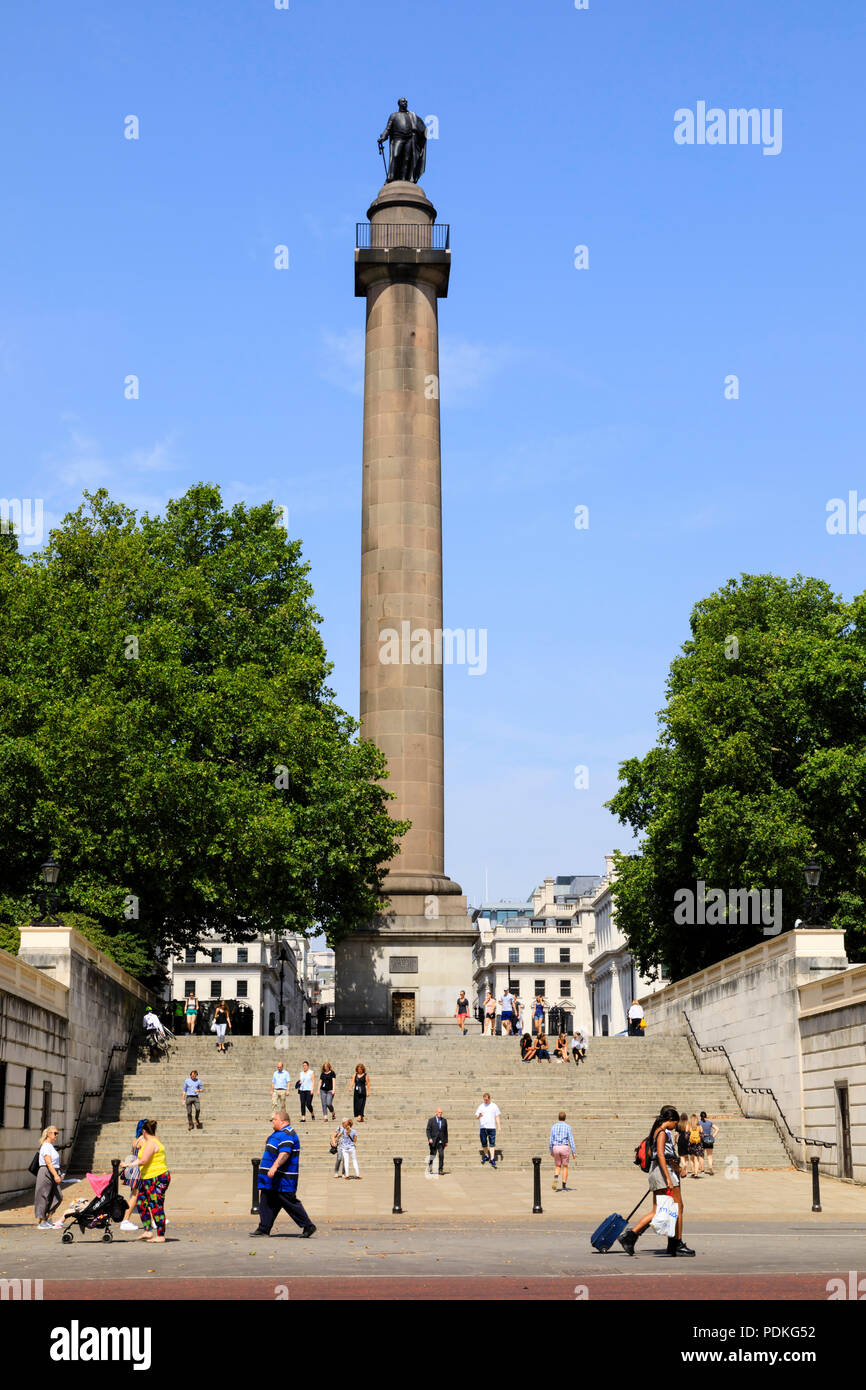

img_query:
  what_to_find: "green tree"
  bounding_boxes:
[0,485,407,965]
[605,574,866,981]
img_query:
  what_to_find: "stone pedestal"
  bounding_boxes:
[335,180,471,1033]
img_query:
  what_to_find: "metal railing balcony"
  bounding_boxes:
[356,222,450,251]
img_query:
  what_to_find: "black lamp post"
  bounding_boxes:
[278,945,288,1026]
[38,854,61,925]
[802,858,825,927]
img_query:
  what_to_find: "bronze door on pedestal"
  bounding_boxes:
[391,992,415,1035]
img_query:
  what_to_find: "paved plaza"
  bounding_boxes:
[2,1166,864,1299]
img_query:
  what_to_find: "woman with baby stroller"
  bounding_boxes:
[59,1159,128,1242]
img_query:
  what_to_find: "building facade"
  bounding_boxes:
[306,949,335,1018]
[472,874,602,1034]
[164,931,309,1036]
[586,855,667,1035]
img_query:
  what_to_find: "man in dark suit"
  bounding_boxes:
[426,1108,448,1174]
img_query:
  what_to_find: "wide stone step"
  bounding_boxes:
[78,1033,790,1172]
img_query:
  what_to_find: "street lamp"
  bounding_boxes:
[38,854,61,925]
[802,858,825,927]
[278,945,288,1026]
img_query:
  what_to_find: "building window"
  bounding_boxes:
[534,979,546,997]
[560,979,572,997]
[23,1068,33,1130]
[211,948,222,965]
[210,980,221,999]
[0,1061,6,1127]
[237,948,248,964]
[560,948,570,963]
[237,980,248,998]
[185,949,196,964]
[533,947,545,964]
[508,979,520,994]
[508,947,519,964]
[184,980,195,998]
[41,1081,52,1131]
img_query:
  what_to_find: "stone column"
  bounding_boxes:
[334,180,473,1033]
[357,180,454,891]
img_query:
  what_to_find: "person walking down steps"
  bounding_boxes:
[271,1061,291,1114]
[183,1071,203,1130]
[426,1108,448,1174]
[352,1063,370,1122]
[297,1061,314,1122]
[334,1118,360,1178]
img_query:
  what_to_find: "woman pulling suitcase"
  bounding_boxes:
[618,1105,696,1257]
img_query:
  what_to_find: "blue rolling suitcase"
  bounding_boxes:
[590,1192,649,1253]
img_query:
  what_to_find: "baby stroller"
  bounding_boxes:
[60,1159,127,1243]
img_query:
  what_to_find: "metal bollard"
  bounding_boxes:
[532,1156,543,1214]
[392,1156,403,1214]
[810,1155,822,1212]
[250,1158,260,1215]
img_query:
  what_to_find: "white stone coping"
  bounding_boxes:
[641,928,849,1009]
[17,925,151,1002]
[0,946,68,1015]
[798,963,866,1019]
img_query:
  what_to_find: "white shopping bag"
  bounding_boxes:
[650,1192,678,1237]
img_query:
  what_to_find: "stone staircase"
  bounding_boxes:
[74,1035,791,1174]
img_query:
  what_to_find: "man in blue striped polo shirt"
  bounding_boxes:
[251,1112,316,1238]
[549,1111,576,1192]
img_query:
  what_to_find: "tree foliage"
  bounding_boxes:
[0,485,408,964]
[606,574,866,980]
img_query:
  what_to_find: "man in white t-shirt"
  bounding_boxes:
[627,1000,644,1037]
[571,1029,587,1064]
[475,1093,502,1168]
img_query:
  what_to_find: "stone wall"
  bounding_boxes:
[1,926,151,1196]
[799,964,866,1183]
[0,951,68,1195]
[641,929,850,1152]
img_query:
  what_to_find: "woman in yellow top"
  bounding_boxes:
[135,1119,170,1241]
[687,1112,705,1178]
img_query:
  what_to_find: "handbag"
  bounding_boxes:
[329,1142,338,1155]
[28,1151,41,1178]
[650,1191,678,1237]
[210,1020,217,1033]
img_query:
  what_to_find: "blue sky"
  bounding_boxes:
[3,1,865,907]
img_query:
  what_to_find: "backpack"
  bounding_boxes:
[634,1132,655,1173]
